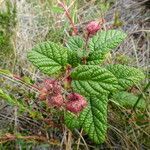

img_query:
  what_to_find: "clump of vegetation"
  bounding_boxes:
[0,1,16,60]
[0,1,149,149]
[0,0,146,145]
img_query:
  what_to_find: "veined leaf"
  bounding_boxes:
[87,51,106,65]
[27,41,68,75]
[64,111,80,129]
[66,36,84,51]
[66,36,84,67]
[67,50,81,67]
[89,30,126,52]
[71,65,118,96]
[106,64,145,90]
[79,95,108,144]
[87,30,126,65]
[112,91,146,109]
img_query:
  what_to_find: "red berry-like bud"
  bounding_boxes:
[86,21,101,35]
[44,79,55,91]
[66,100,86,113]
[66,93,87,113]
[39,87,48,100]
[44,79,61,95]
[67,93,86,104]
[48,94,64,107]
[53,83,61,95]
[66,100,82,113]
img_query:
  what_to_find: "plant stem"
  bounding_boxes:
[126,81,150,123]
[0,69,39,93]
[58,1,78,35]
[132,81,150,112]
[0,133,61,145]
[66,129,72,150]
[77,129,83,150]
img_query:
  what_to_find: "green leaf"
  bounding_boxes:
[0,69,11,76]
[87,51,106,65]
[99,2,110,13]
[77,49,89,59]
[112,91,146,109]
[27,41,68,75]
[64,111,80,129]
[87,30,126,65]
[66,36,88,58]
[67,50,81,67]
[0,88,43,119]
[0,88,14,104]
[71,65,118,96]
[66,36,84,51]
[89,30,126,52]
[66,36,84,67]
[51,6,64,13]
[106,64,145,90]
[79,95,108,144]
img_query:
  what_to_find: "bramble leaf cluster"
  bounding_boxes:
[27,30,145,144]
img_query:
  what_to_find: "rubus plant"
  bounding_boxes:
[27,14,145,144]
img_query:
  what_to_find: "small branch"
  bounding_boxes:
[0,68,39,93]
[75,129,89,150]
[0,133,61,146]
[58,1,78,35]
[132,81,150,112]
[77,129,83,150]
[66,129,72,150]
[127,81,150,121]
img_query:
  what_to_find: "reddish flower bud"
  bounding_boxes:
[66,100,87,113]
[53,83,62,94]
[44,79,55,91]
[48,94,64,107]
[66,93,87,113]
[67,93,87,105]
[39,87,48,100]
[44,79,61,95]
[86,21,101,35]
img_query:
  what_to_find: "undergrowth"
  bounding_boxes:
[0,0,16,61]
[0,0,149,149]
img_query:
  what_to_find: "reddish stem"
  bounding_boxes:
[65,11,78,35]
[58,1,78,35]
[13,74,40,92]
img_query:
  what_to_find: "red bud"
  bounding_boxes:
[44,79,55,91]
[48,94,64,107]
[66,100,87,113]
[66,93,87,113]
[86,21,101,35]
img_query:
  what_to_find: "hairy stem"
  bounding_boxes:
[58,1,78,35]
